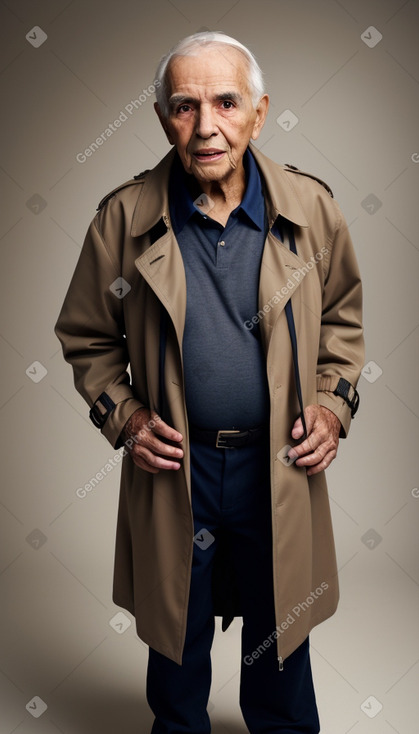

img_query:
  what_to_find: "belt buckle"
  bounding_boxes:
[216,429,240,449]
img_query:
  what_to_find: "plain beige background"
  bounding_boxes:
[1,0,418,732]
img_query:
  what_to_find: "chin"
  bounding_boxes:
[191,163,231,182]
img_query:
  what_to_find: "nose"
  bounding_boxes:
[195,104,217,139]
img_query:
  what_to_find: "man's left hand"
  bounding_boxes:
[287,405,341,476]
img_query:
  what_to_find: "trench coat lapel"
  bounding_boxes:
[134,231,187,348]
[258,229,308,352]
[131,148,187,346]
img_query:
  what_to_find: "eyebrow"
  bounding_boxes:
[169,91,244,109]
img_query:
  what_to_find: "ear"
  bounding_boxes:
[154,102,174,145]
[251,94,269,141]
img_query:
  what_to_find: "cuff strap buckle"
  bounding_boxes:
[89,392,116,428]
[333,378,360,418]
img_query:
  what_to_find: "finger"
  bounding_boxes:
[132,445,182,471]
[149,415,183,443]
[290,408,319,446]
[296,444,337,469]
[131,455,160,474]
[290,413,336,458]
[291,417,304,439]
[306,449,337,476]
[288,431,320,460]
[132,432,184,460]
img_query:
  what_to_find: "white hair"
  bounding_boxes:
[155,31,265,117]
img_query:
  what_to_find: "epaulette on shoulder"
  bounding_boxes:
[96,169,150,211]
[283,163,334,198]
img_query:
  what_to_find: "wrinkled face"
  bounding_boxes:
[155,45,268,184]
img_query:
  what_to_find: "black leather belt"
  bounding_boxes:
[189,425,267,448]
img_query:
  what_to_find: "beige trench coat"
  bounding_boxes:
[55,144,364,666]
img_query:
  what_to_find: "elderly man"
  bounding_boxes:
[55,31,364,734]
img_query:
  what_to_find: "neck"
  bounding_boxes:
[191,162,246,224]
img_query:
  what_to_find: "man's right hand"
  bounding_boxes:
[122,408,183,474]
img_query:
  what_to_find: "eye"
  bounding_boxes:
[221,100,234,109]
[177,104,191,114]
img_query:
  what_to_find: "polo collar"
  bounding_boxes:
[168,148,265,235]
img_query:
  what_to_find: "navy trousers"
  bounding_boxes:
[146,438,320,733]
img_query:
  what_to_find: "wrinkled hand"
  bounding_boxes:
[122,408,183,474]
[288,405,341,476]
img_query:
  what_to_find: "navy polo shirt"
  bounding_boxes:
[168,148,270,429]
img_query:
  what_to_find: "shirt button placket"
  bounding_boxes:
[217,239,226,267]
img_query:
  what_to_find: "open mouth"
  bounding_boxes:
[193,150,225,162]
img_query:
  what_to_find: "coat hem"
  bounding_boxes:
[279,600,339,662]
[112,594,184,665]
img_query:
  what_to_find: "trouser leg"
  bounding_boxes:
[146,442,223,734]
[240,632,319,734]
[221,442,320,733]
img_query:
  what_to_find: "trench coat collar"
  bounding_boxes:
[130,143,309,238]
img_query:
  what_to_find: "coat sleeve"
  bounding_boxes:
[54,209,144,449]
[316,202,364,437]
